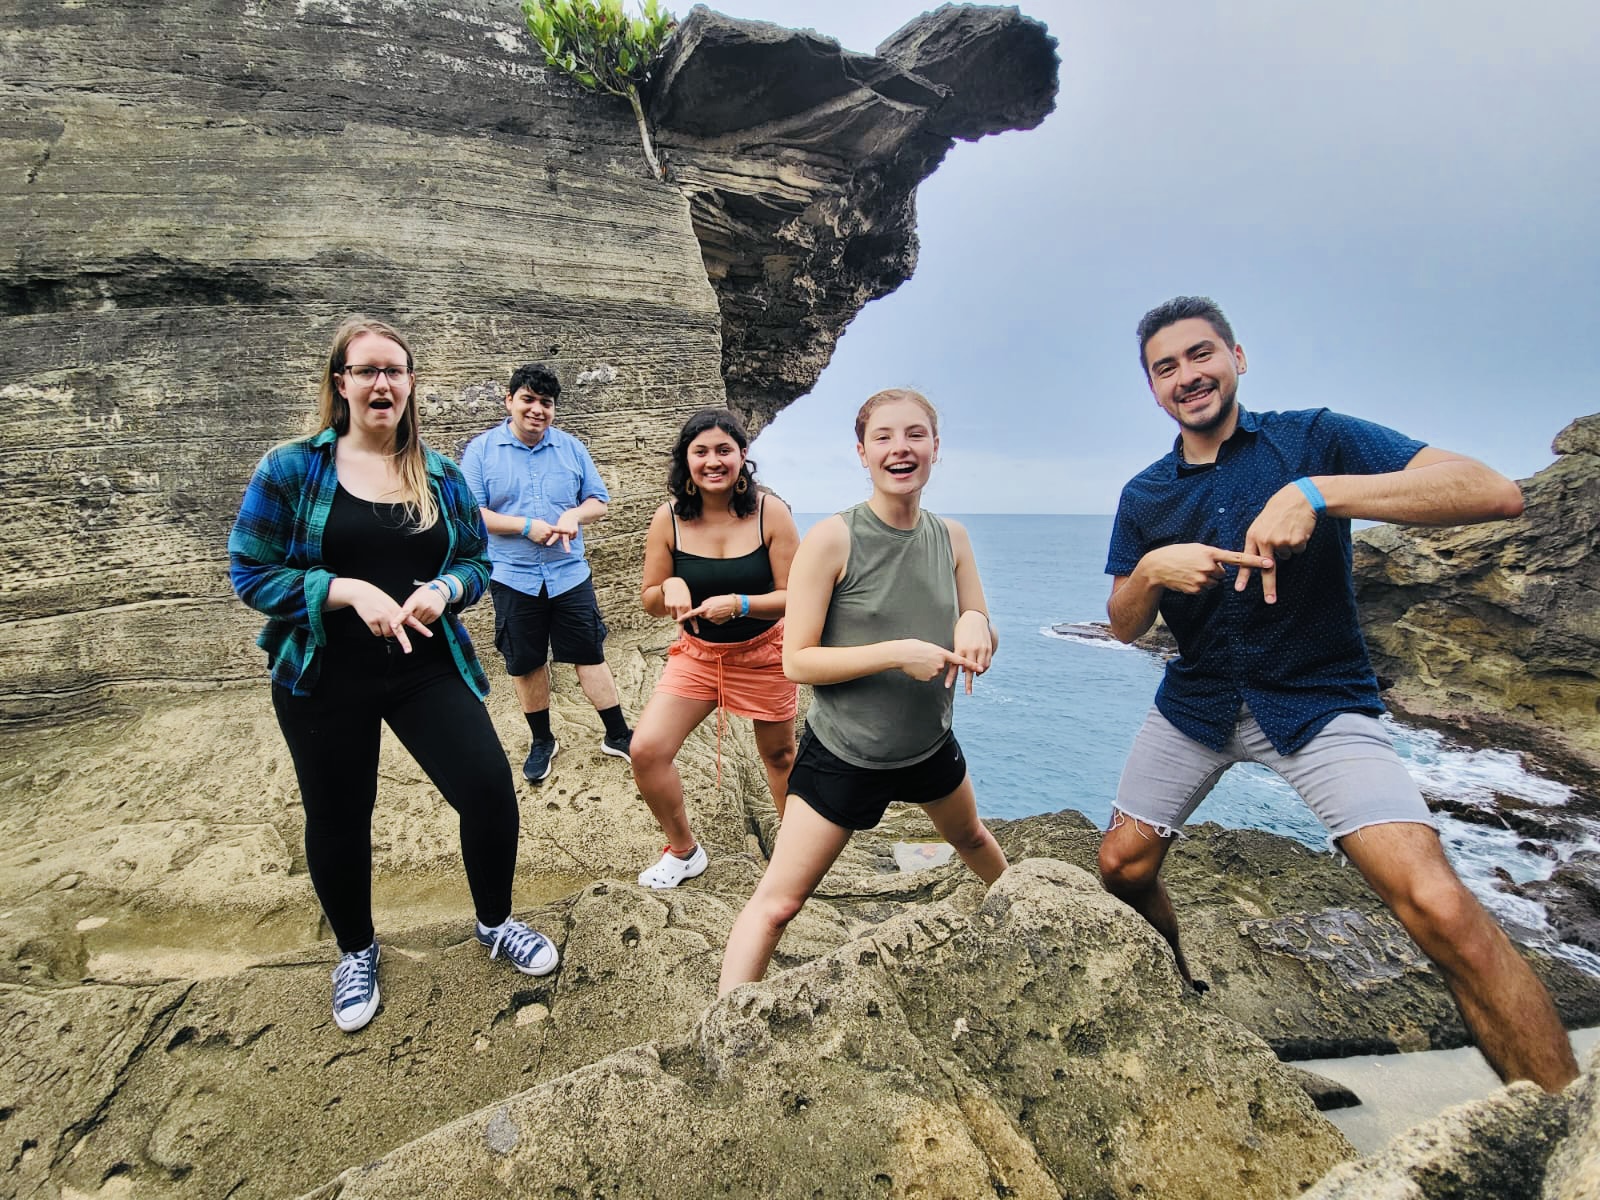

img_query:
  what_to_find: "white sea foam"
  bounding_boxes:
[1386,717,1574,808]
[1038,624,1138,650]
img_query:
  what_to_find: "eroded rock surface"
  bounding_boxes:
[300,862,1352,1200]
[991,814,1600,1057]
[5,680,1599,1197]
[1355,412,1600,773]
[1301,1041,1600,1200]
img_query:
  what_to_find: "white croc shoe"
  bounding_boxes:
[638,844,708,889]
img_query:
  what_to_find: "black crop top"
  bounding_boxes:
[671,500,776,644]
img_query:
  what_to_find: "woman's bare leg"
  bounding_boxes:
[920,773,1007,884]
[718,798,853,996]
[629,691,717,853]
[752,717,798,821]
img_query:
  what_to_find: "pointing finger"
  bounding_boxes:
[1260,561,1278,605]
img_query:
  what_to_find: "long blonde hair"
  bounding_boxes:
[317,315,439,530]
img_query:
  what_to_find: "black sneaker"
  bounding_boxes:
[601,730,632,764]
[523,737,559,783]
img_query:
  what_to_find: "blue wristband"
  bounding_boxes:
[425,580,448,601]
[1292,477,1326,515]
[738,594,750,617]
[520,517,533,539]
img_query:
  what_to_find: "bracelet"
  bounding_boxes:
[425,580,448,601]
[1292,477,1327,515]
[737,594,750,617]
[521,517,533,539]
[439,575,462,602]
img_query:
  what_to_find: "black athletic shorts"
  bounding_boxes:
[788,723,969,831]
[490,577,608,673]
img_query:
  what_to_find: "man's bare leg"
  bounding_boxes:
[574,661,620,712]
[1098,812,1205,991]
[1341,821,1578,1091]
[513,664,550,715]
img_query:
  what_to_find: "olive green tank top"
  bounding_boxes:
[807,503,957,768]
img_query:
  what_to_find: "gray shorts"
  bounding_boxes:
[1112,706,1435,842]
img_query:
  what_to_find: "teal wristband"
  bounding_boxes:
[738,594,750,617]
[1292,477,1326,515]
[520,517,533,538]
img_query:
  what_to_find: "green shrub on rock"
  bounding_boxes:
[522,0,677,178]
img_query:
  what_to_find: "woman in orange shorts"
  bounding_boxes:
[633,409,801,887]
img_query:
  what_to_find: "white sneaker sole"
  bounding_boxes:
[600,739,632,764]
[523,739,560,784]
[333,945,381,1033]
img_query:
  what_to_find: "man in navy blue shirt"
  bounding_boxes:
[461,363,633,784]
[1099,295,1576,1090]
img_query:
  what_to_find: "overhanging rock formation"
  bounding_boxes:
[0,0,1059,723]
[651,4,1058,423]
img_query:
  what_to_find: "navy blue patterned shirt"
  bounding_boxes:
[1105,407,1425,754]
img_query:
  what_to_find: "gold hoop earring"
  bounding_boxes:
[685,480,697,496]
[735,474,749,494]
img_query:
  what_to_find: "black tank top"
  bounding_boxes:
[323,483,449,660]
[671,500,776,644]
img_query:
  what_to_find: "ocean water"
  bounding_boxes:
[798,512,1600,973]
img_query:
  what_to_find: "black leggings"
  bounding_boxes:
[271,643,519,953]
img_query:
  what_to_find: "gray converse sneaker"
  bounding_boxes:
[331,941,380,1033]
[476,917,559,977]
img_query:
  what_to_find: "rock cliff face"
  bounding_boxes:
[0,0,1057,725]
[1354,413,1600,773]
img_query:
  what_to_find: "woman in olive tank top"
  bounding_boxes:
[718,389,1009,996]
[633,410,801,889]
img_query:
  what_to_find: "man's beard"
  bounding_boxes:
[1177,386,1236,433]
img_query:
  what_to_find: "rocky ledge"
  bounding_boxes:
[5,686,1599,1198]
[1355,412,1600,775]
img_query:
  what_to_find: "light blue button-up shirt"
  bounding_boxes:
[459,421,609,598]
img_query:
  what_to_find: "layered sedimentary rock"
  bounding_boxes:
[0,0,722,722]
[0,0,1058,724]
[1355,413,1600,772]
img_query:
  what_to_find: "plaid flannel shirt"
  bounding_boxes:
[228,428,492,698]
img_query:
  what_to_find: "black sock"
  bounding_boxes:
[525,709,552,741]
[598,705,629,739]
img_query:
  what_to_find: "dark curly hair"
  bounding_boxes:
[508,362,561,400]
[668,408,759,520]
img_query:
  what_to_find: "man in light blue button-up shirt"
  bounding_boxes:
[461,363,633,784]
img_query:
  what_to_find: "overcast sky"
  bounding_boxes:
[720,0,1599,514]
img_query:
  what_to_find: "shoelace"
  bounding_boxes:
[332,949,375,1009]
[486,920,546,965]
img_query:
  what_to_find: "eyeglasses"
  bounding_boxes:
[343,365,411,384]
